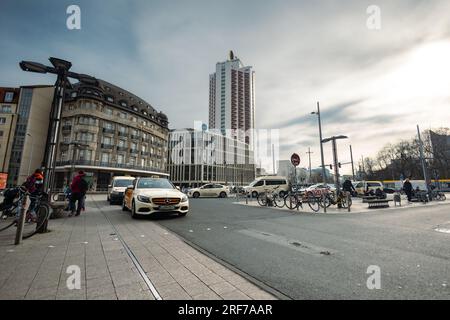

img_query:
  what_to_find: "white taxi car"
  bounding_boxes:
[122,177,189,218]
[188,184,230,198]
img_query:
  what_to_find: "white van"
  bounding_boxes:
[107,176,136,204]
[243,176,289,197]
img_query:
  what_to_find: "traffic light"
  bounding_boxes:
[338,162,342,168]
[329,165,333,170]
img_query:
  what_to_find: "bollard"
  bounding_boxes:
[14,195,28,245]
[347,193,351,212]
[323,193,327,213]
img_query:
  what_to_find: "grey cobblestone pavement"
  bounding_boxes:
[0,195,276,300]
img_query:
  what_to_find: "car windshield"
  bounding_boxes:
[137,179,174,189]
[114,179,134,187]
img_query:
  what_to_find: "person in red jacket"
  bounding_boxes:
[69,170,88,217]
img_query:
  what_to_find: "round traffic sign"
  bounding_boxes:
[291,153,301,167]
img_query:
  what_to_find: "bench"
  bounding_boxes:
[362,196,377,203]
[367,199,392,209]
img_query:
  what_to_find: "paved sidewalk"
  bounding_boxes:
[0,196,276,300]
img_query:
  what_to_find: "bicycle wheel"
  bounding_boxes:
[319,195,332,208]
[273,194,285,208]
[340,195,352,209]
[22,203,51,239]
[439,193,446,201]
[284,194,298,210]
[257,194,267,206]
[0,217,16,232]
[307,194,320,212]
[0,203,19,232]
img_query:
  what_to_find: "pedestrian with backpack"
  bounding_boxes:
[69,170,89,217]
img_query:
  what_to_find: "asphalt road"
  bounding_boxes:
[102,196,450,300]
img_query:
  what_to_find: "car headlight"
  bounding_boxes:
[181,195,188,202]
[137,195,151,203]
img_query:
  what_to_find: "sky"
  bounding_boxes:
[1,0,450,174]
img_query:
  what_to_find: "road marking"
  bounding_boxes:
[206,228,211,231]
[48,245,55,248]
[140,235,145,238]
[434,228,450,234]
[237,229,334,256]
[82,241,89,244]
[189,230,193,233]
[6,249,14,253]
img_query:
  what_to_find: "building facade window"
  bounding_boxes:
[79,149,92,161]
[101,153,110,163]
[1,105,12,113]
[4,92,14,102]
[0,117,6,124]
[102,136,112,145]
[117,154,124,164]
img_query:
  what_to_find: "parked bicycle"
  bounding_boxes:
[429,190,446,201]
[257,186,285,207]
[283,189,320,212]
[0,186,51,239]
[319,190,352,209]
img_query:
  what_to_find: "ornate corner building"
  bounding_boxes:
[54,79,170,191]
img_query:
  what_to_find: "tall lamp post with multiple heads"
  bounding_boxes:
[69,142,89,185]
[19,57,97,201]
[322,135,348,198]
[311,102,327,184]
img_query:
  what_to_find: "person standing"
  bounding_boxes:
[69,170,89,217]
[22,169,44,222]
[342,179,356,196]
[403,178,413,202]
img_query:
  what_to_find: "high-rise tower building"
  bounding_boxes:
[209,51,255,147]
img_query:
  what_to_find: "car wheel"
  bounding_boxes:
[193,192,200,198]
[131,201,138,219]
[122,200,128,211]
[251,191,258,198]
[179,212,187,217]
[219,192,227,198]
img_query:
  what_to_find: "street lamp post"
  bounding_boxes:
[306,147,313,183]
[311,102,327,184]
[19,57,97,201]
[349,145,355,181]
[322,135,348,207]
[26,133,34,176]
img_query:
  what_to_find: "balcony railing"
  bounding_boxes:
[141,151,149,156]
[116,146,128,152]
[56,160,165,173]
[101,143,114,150]
[118,131,128,137]
[102,128,115,134]
[130,148,139,154]
[62,125,72,131]
[130,134,140,140]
